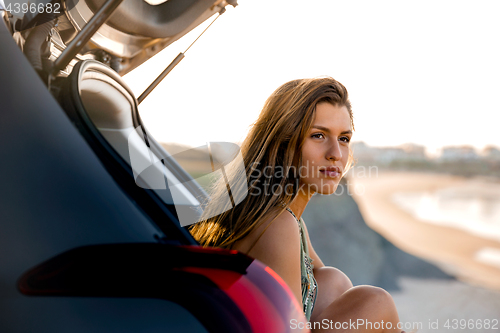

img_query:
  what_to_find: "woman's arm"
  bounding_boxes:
[247,213,304,306]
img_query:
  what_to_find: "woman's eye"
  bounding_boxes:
[339,136,351,143]
[311,133,325,139]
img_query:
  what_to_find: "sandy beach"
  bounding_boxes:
[350,171,500,291]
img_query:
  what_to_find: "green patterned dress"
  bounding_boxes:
[286,207,318,321]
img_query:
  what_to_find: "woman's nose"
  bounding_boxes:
[326,140,342,161]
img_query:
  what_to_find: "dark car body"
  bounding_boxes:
[0,1,308,332]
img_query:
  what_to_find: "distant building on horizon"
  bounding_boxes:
[351,141,377,162]
[351,142,499,176]
[352,141,427,164]
[439,146,479,161]
[483,145,500,161]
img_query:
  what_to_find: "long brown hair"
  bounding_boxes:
[189,77,353,249]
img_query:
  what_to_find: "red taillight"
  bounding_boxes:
[180,261,310,333]
[180,267,285,332]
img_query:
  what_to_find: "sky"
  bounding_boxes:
[123,0,500,155]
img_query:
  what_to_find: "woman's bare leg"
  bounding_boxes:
[312,267,354,319]
[311,285,403,332]
[310,267,404,333]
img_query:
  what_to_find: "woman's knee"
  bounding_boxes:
[351,285,394,303]
[311,285,401,331]
[311,267,354,321]
[348,285,399,320]
[315,266,353,295]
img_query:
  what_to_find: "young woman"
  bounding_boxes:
[190,77,408,332]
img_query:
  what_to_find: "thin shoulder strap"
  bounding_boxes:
[285,207,304,237]
[285,207,300,225]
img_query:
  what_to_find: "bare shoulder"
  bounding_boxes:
[236,210,303,304]
[248,210,301,260]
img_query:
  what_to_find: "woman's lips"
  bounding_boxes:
[319,167,341,178]
[320,170,339,177]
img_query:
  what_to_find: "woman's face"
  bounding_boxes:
[298,102,352,196]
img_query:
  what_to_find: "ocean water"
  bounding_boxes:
[391,182,500,268]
